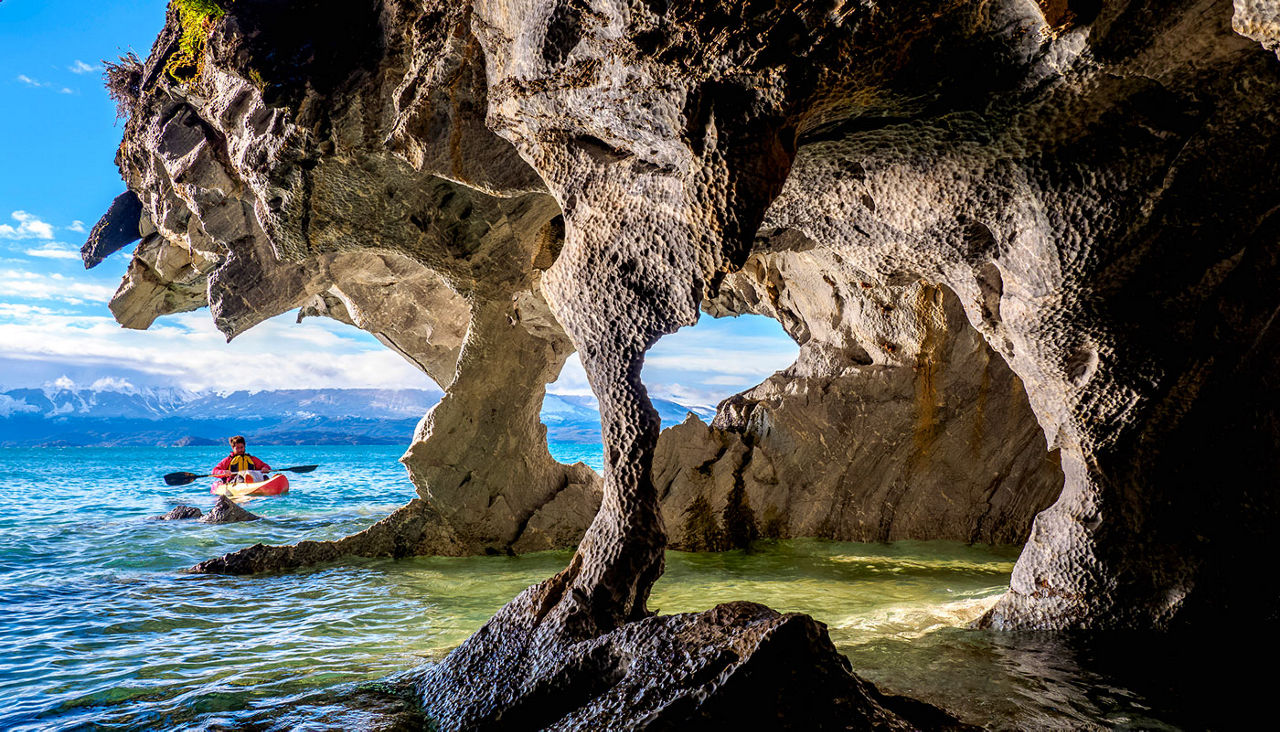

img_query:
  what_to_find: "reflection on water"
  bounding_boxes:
[0,447,1227,729]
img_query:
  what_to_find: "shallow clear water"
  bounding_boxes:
[0,446,1200,730]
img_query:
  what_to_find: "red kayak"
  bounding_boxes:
[212,473,290,498]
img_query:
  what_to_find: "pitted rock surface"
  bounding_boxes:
[1235,0,1280,59]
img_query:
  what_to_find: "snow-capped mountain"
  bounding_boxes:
[0,385,713,447]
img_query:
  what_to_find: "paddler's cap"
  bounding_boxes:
[229,435,246,445]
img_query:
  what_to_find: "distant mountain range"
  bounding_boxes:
[0,386,714,447]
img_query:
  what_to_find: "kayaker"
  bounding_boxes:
[212,435,271,485]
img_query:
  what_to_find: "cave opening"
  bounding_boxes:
[627,279,1086,728]
[630,265,1065,556]
[538,312,799,472]
[641,311,800,414]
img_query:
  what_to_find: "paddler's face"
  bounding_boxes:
[232,442,245,454]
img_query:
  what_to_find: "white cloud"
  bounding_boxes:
[0,303,58,318]
[644,350,795,376]
[0,393,39,417]
[647,382,722,408]
[67,221,86,233]
[14,75,76,94]
[701,374,758,387]
[0,211,56,240]
[0,276,800,403]
[0,268,117,303]
[69,60,99,75]
[546,353,594,396]
[0,308,438,393]
[24,243,81,260]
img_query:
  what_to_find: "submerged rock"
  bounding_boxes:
[152,505,202,521]
[198,495,260,524]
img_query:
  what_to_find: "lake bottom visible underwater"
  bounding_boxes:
[0,446,1233,730]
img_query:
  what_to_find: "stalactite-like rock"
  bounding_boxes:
[81,191,143,267]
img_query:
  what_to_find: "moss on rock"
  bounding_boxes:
[165,0,226,84]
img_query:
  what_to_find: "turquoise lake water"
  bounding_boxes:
[0,446,1211,729]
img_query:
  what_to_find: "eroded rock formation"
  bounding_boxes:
[92,2,603,564]
[91,0,1069,577]
[438,0,1280,636]
[89,0,1280,725]
[659,257,1064,550]
[746,1,1280,631]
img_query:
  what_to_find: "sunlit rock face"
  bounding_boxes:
[1235,0,1280,60]
[91,0,1280,720]
[93,2,602,562]
[660,253,1064,550]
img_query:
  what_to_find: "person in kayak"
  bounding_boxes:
[212,435,271,485]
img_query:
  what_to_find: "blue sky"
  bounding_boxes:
[0,0,797,406]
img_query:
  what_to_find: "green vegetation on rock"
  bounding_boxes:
[166,0,226,84]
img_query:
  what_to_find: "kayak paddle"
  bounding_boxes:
[163,464,320,486]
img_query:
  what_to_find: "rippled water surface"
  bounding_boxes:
[2,446,1200,730]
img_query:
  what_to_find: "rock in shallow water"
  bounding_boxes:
[417,600,970,730]
[189,498,465,574]
[198,495,260,524]
[151,505,202,521]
